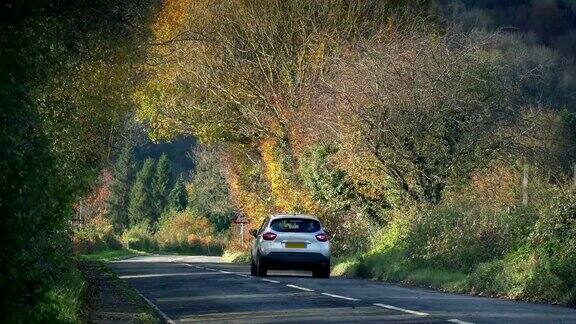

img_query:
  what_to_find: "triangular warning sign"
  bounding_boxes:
[233,214,249,224]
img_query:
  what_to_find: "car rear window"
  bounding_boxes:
[270,218,321,233]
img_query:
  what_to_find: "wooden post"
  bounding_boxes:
[572,162,576,188]
[522,162,529,206]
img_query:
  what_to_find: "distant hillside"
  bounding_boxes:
[435,0,576,55]
[134,136,196,178]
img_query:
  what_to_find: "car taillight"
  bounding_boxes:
[262,232,277,241]
[316,233,328,242]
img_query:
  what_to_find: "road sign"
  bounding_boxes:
[233,214,249,247]
[234,214,249,224]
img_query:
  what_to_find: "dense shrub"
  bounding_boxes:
[359,209,422,281]
[155,210,224,255]
[405,204,538,272]
[73,216,122,254]
[320,211,375,257]
[121,223,158,252]
[299,144,382,256]
[469,245,575,304]
[468,190,576,304]
[342,188,576,305]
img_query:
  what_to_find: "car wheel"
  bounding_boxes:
[313,265,330,278]
[256,258,267,277]
[250,259,257,276]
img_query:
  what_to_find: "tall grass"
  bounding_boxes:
[335,188,576,305]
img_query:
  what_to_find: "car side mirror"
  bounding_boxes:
[249,229,258,237]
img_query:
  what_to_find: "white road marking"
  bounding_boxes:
[373,303,429,316]
[119,273,217,279]
[134,289,175,324]
[219,270,231,274]
[285,284,314,292]
[204,267,218,271]
[261,279,280,284]
[448,319,474,324]
[321,293,360,301]
[234,273,249,277]
[180,263,202,269]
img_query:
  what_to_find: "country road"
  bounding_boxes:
[109,255,576,323]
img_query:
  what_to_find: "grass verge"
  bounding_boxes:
[77,248,147,262]
[222,250,250,264]
[332,250,470,293]
[37,264,86,323]
[78,260,160,323]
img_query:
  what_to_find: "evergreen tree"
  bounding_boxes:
[107,144,135,232]
[128,158,155,226]
[152,153,172,217]
[168,175,188,212]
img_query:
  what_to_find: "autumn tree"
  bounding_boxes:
[326,30,537,204]
[135,0,427,221]
[137,0,427,143]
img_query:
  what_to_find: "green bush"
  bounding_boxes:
[121,223,158,252]
[155,209,225,255]
[477,191,576,304]
[299,144,383,257]
[73,216,122,254]
[348,189,576,305]
[404,204,537,272]
[222,250,250,264]
[529,190,576,304]
[40,265,85,323]
[331,257,361,277]
[468,245,573,303]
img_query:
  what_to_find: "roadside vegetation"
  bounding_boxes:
[135,0,576,306]
[2,1,576,322]
[74,146,231,258]
[78,261,159,323]
[1,1,159,321]
[76,249,147,263]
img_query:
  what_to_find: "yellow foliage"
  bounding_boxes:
[226,163,269,224]
[152,0,194,42]
[155,209,215,246]
[333,119,392,202]
[260,137,318,214]
[468,163,520,208]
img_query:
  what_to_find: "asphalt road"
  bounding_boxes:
[109,255,576,323]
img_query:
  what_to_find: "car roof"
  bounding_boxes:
[269,214,319,220]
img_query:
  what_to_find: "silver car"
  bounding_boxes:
[249,214,330,278]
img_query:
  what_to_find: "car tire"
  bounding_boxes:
[250,259,257,276]
[256,257,267,277]
[313,265,330,278]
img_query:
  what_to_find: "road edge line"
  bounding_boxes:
[261,279,280,283]
[447,319,474,324]
[135,290,175,324]
[372,303,429,316]
[321,292,360,301]
[286,284,314,292]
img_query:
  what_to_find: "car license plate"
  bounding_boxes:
[285,242,306,248]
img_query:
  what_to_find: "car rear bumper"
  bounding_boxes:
[260,252,330,270]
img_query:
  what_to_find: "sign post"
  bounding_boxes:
[233,214,249,247]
